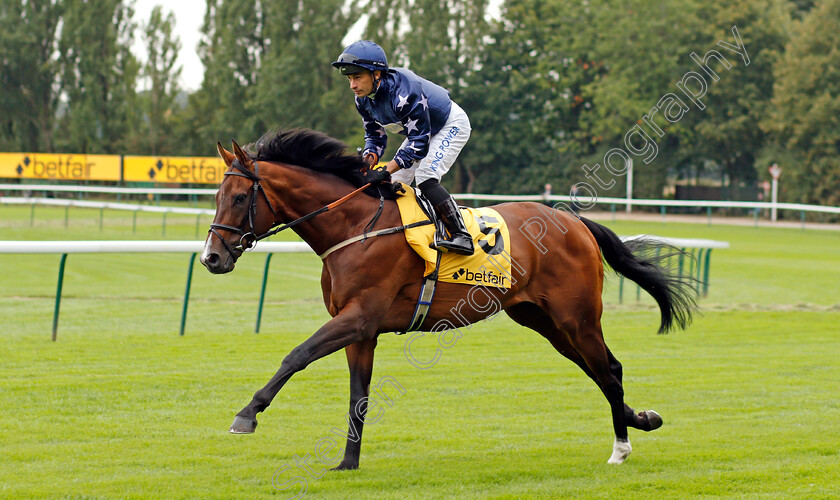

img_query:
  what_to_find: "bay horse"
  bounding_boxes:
[201,128,696,467]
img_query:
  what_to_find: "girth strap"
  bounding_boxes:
[399,251,443,335]
[315,213,443,335]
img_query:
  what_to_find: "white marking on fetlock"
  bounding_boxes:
[607,438,632,464]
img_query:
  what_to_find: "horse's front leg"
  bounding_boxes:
[332,337,378,470]
[230,302,374,433]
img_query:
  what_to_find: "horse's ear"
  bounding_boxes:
[217,142,235,167]
[231,140,252,169]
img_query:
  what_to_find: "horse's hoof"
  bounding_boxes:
[643,410,663,431]
[607,439,632,464]
[230,415,257,434]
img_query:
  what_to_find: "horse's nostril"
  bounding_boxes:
[205,253,220,267]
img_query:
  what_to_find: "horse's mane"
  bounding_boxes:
[248,128,368,187]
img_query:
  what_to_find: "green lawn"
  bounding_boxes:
[1,204,839,499]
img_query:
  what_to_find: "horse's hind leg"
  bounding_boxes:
[554,341,662,432]
[545,335,662,433]
[570,326,634,464]
[604,348,663,432]
[506,302,658,463]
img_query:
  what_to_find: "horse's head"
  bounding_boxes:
[201,140,277,274]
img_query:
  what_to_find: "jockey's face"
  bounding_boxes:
[347,70,380,97]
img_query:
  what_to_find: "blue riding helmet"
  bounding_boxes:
[332,40,389,75]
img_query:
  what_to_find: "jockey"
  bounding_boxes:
[332,40,474,256]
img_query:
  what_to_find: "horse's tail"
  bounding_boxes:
[579,216,697,334]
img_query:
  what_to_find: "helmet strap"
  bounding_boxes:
[370,70,382,98]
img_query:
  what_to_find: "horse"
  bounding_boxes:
[200,128,696,467]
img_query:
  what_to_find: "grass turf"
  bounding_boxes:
[1,204,839,498]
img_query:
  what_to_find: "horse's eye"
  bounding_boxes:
[233,194,247,205]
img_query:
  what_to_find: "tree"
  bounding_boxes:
[764,0,840,207]
[194,0,361,151]
[359,0,492,192]
[789,0,815,18]
[56,0,139,154]
[193,0,262,146]
[562,0,706,199]
[0,0,65,152]
[680,0,791,199]
[457,0,592,194]
[251,0,362,141]
[135,5,182,155]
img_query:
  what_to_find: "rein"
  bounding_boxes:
[208,159,372,256]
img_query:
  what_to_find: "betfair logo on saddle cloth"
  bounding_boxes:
[395,183,512,288]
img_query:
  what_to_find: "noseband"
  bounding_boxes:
[208,160,278,258]
[208,159,375,260]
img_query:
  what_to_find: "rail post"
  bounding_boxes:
[255,253,274,333]
[180,253,197,336]
[678,247,686,276]
[695,248,706,294]
[702,249,713,296]
[52,254,69,341]
[687,248,696,281]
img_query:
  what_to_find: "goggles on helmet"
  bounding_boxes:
[334,52,388,68]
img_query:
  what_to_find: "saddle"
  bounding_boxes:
[394,183,512,287]
[393,183,512,332]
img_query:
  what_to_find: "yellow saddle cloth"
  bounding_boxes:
[395,183,512,288]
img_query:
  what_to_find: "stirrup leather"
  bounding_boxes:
[431,197,474,256]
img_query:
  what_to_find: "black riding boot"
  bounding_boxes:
[433,197,475,255]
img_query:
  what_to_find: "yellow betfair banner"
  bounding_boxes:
[0,153,121,181]
[123,156,226,184]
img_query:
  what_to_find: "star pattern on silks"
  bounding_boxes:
[396,94,409,110]
[404,118,419,134]
[377,127,387,137]
[408,141,421,152]
[418,94,429,110]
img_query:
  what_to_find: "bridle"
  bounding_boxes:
[207,159,275,257]
[207,158,373,259]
